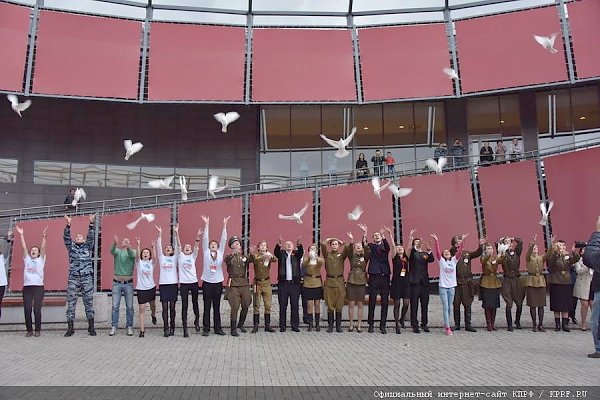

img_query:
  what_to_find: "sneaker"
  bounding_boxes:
[588,353,600,359]
[127,327,133,336]
[109,326,117,336]
[446,327,453,336]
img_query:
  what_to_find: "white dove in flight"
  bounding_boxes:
[425,157,447,175]
[208,175,228,198]
[371,177,391,199]
[347,205,364,221]
[126,212,155,230]
[179,175,188,201]
[533,33,559,54]
[124,139,143,161]
[388,183,413,199]
[7,94,32,117]
[147,175,175,190]
[539,200,554,226]
[320,127,357,158]
[214,111,240,133]
[71,187,86,207]
[443,67,459,80]
[278,203,309,224]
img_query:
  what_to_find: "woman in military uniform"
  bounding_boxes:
[525,236,548,332]
[547,240,580,332]
[302,244,324,331]
[346,230,370,333]
[480,243,502,331]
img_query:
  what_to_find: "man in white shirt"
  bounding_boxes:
[274,237,303,332]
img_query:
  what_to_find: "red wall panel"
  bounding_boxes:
[249,190,314,283]
[177,198,243,285]
[10,216,91,291]
[456,7,567,93]
[252,29,356,102]
[148,23,245,101]
[0,3,30,92]
[477,161,543,269]
[399,170,478,277]
[568,0,600,79]
[100,208,171,290]
[359,24,453,101]
[543,147,600,249]
[320,181,395,279]
[33,11,140,98]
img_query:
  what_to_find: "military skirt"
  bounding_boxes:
[549,283,572,312]
[346,283,366,302]
[480,287,500,309]
[526,286,546,307]
[303,286,323,300]
[137,287,156,304]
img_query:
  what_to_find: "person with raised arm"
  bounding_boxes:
[63,214,97,337]
[497,237,525,331]
[407,229,435,333]
[199,215,229,336]
[480,241,502,331]
[321,236,349,333]
[546,238,580,332]
[248,240,277,333]
[110,234,136,336]
[174,224,202,338]
[274,235,304,332]
[301,243,324,332]
[366,225,392,334]
[346,224,370,333]
[0,229,13,321]
[135,238,156,338]
[15,225,47,337]
[389,233,410,334]
[224,235,252,337]
[431,233,465,336]
[525,234,549,332]
[155,225,179,337]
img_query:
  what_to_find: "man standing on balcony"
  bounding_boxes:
[64,214,97,337]
[110,234,136,336]
[371,150,385,177]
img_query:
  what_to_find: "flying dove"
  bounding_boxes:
[278,203,309,224]
[425,157,447,175]
[179,175,188,201]
[371,177,391,199]
[347,205,364,221]
[126,212,155,230]
[319,127,357,158]
[533,33,559,54]
[71,187,86,207]
[443,68,459,80]
[208,175,228,198]
[124,140,143,161]
[388,183,413,199]
[147,175,175,190]
[7,94,31,117]
[214,112,240,133]
[539,200,554,226]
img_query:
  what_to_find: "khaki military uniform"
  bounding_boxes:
[525,243,547,307]
[498,240,525,307]
[452,245,483,330]
[302,258,324,289]
[224,253,251,321]
[346,246,370,302]
[250,252,276,314]
[321,242,349,312]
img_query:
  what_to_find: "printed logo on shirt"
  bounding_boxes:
[183,262,192,270]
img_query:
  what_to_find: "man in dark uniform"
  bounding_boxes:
[408,229,434,333]
[321,237,349,333]
[249,241,276,333]
[498,237,525,331]
[274,237,303,332]
[366,226,392,334]
[451,234,485,332]
[224,236,251,337]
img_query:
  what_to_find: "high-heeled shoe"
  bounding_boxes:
[139,331,145,338]
[151,315,157,325]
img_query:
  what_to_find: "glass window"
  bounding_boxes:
[323,149,353,184]
[263,106,290,150]
[450,0,555,19]
[536,89,572,135]
[414,102,446,144]
[571,86,600,132]
[176,168,208,191]
[467,96,500,136]
[290,106,322,149]
[44,0,146,19]
[355,12,445,26]
[353,0,444,12]
[0,159,18,184]
[141,166,176,188]
[153,10,247,24]
[34,161,70,185]
[70,163,106,187]
[291,151,322,178]
[322,106,348,139]
[253,15,348,26]
[253,0,349,13]
[499,95,521,136]
[106,165,141,188]
[383,103,414,146]
[259,152,290,188]
[153,0,248,10]
[353,104,383,147]
[207,168,241,190]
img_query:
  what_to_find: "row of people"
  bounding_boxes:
[1,216,595,339]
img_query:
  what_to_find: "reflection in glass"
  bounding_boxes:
[106,165,141,188]
[33,161,70,185]
[383,103,414,146]
[259,152,291,186]
[209,168,241,189]
[536,89,572,135]
[291,151,321,178]
[141,167,176,188]
[176,168,208,190]
[71,163,106,187]
[571,86,600,132]
[0,159,18,184]
[499,95,521,136]
[263,106,290,150]
[467,96,500,136]
[353,104,383,147]
[290,106,322,148]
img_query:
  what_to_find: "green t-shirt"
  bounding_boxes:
[110,243,136,276]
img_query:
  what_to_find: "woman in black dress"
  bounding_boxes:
[389,234,410,334]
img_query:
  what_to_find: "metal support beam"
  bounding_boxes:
[138,4,153,103]
[470,167,484,238]
[24,0,43,95]
[244,13,254,104]
[349,14,363,104]
[557,0,576,83]
[444,8,461,97]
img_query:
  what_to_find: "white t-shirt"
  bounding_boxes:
[157,236,178,285]
[0,254,7,286]
[136,259,156,290]
[438,257,457,289]
[178,252,198,284]
[200,225,227,284]
[23,255,45,286]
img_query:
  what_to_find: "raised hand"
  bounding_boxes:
[197,228,203,237]
[7,228,13,237]
[223,216,231,225]
[462,233,469,240]
[42,226,48,236]
[155,225,162,233]
[358,223,367,234]
[64,215,72,225]
[425,240,433,251]
[278,235,283,245]
[113,235,118,243]
[409,228,416,237]
[430,233,438,241]
[136,237,141,245]
[173,224,179,233]
[15,226,23,235]
[201,215,209,224]
[89,214,96,223]
[151,240,156,247]
[383,225,392,235]
[347,232,354,241]
[295,235,302,245]
[532,234,537,242]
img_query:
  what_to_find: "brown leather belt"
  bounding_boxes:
[327,274,343,278]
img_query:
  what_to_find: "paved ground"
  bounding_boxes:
[1,294,598,389]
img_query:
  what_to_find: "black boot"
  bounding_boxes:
[87,318,96,336]
[264,314,275,333]
[335,311,342,333]
[554,317,561,332]
[395,320,401,334]
[231,319,239,337]
[194,315,201,332]
[400,305,408,329]
[163,319,169,338]
[169,303,176,336]
[530,308,538,332]
[538,307,546,332]
[453,308,461,331]
[327,311,334,333]
[237,310,248,333]
[162,307,169,337]
[506,308,513,332]
[182,319,189,338]
[308,314,314,332]
[251,314,259,333]
[562,317,571,332]
[515,306,522,329]
[465,307,477,332]
[315,314,321,332]
[64,321,74,337]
